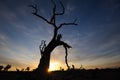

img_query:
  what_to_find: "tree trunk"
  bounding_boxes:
[36,40,56,73]
[37,52,51,73]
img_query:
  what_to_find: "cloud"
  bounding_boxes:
[0,1,52,42]
[0,33,7,40]
[0,43,39,69]
[62,24,120,68]
[0,32,39,70]
[0,33,8,46]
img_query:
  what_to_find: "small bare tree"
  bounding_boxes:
[29,0,77,73]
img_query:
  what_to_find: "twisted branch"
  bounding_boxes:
[58,19,77,29]
[56,37,71,69]
[63,45,70,69]
[29,5,53,25]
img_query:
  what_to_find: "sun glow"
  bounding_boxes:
[48,62,60,71]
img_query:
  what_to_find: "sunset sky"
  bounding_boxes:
[0,0,120,71]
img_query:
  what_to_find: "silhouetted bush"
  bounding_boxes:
[72,65,75,70]
[21,68,24,71]
[16,68,20,72]
[25,67,30,71]
[0,65,3,71]
[4,64,11,71]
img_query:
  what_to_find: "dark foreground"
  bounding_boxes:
[0,68,120,80]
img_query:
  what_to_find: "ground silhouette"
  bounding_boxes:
[0,67,120,80]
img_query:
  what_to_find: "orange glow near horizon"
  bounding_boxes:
[48,62,60,71]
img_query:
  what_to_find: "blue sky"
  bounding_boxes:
[0,0,120,70]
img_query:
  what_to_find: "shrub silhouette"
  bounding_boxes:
[16,68,20,72]
[72,65,75,70]
[21,68,24,71]
[3,64,11,71]
[0,65,3,71]
[25,67,30,71]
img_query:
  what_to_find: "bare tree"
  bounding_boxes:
[29,0,77,73]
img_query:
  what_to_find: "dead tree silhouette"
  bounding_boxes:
[29,0,77,74]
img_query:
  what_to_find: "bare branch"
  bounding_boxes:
[64,45,69,69]
[28,5,38,14]
[50,0,65,26]
[29,5,52,25]
[58,20,78,29]
[34,13,51,24]
[55,1,65,15]
[63,43,71,69]
[57,40,72,49]
[51,0,56,13]
[50,0,56,24]
[55,39,71,69]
